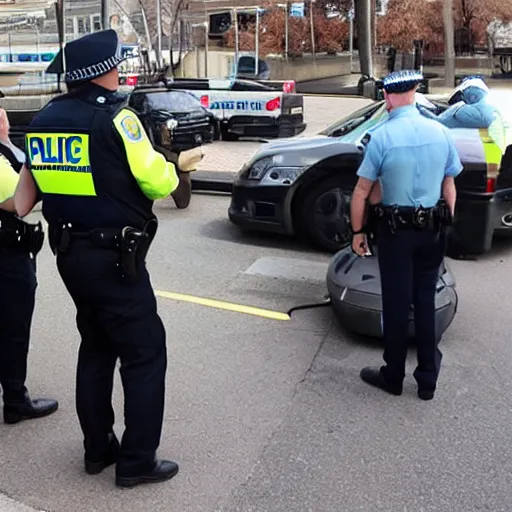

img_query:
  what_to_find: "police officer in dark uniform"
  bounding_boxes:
[12,30,181,487]
[350,70,463,400]
[0,109,58,424]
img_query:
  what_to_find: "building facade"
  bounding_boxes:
[0,0,142,45]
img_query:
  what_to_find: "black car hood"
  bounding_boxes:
[247,135,362,168]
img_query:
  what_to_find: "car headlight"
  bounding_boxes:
[240,156,306,183]
[264,166,305,183]
[245,156,273,179]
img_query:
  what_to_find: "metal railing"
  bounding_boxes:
[0,31,60,46]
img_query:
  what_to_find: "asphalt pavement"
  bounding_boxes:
[3,93,512,512]
[1,192,512,512]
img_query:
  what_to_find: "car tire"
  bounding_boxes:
[221,125,239,141]
[296,176,352,253]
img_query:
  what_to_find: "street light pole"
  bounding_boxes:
[156,0,162,67]
[101,0,109,31]
[443,0,455,87]
[355,0,373,77]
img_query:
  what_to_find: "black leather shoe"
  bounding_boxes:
[116,459,179,488]
[4,396,58,424]
[360,367,403,396]
[85,435,121,475]
[418,389,435,401]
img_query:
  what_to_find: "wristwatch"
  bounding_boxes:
[352,228,365,235]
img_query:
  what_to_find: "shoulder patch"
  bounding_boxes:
[120,115,143,142]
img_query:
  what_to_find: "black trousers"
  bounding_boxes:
[56,239,167,477]
[376,227,445,391]
[0,251,37,404]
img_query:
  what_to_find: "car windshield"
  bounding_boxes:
[320,101,388,143]
[320,102,383,135]
[145,91,201,112]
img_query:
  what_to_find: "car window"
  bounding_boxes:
[320,102,383,137]
[145,91,201,112]
[338,105,389,144]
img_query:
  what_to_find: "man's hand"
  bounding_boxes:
[0,108,10,143]
[352,233,370,256]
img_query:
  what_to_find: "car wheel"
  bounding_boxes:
[298,177,352,253]
[221,125,239,141]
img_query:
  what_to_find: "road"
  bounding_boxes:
[2,95,512,512]
[1,192,512,512]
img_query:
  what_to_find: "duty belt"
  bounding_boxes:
[49,219,158,279]
[370,200,452,235]
[0,210,44,256]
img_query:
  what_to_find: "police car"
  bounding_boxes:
[123,75,306,141]
[228,88,512,258]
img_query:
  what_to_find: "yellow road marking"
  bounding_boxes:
[154,290,291,321]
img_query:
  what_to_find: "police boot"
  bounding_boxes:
[4,392,58,424]
[116,459,179,488]
[85,433,121,475]
[360,367,403,396]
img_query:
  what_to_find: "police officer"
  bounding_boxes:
[0,109,58,424]
[418,76,497,129]
[11,30,180,487]
[350,70,463,400]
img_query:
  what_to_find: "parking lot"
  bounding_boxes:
[2,96,512,512]
[197,96,373,174]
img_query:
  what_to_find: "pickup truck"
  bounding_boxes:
[123,75,307,141]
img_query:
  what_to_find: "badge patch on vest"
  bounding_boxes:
[120,115,143,142]
[26,132,96,196]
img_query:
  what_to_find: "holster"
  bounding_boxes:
[0,210,44,256]
[119,218,158,278]
[49,218,158,279]
[49,222,73,255]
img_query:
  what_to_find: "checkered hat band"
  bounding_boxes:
[65,54,124,83]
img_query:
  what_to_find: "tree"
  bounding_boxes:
[378,0,511,54]
[223,4,350,57]
[454,0,511,46]
[377,0,444,53]
[138,0,186,72]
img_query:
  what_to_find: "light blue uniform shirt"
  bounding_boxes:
[357,105,464,207]
[420,86,497,129]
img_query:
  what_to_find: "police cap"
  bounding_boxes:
[382,70,424,94]
[46,29,126,84]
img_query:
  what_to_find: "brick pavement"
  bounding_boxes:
[197,96,372,174]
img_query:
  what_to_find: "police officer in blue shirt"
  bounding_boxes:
[350,70,463,401]
[418,76,497,129]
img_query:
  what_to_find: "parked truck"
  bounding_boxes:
[487,19,512,76]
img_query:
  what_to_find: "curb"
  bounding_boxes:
[0,494,44,512]
[191,171,236,194]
